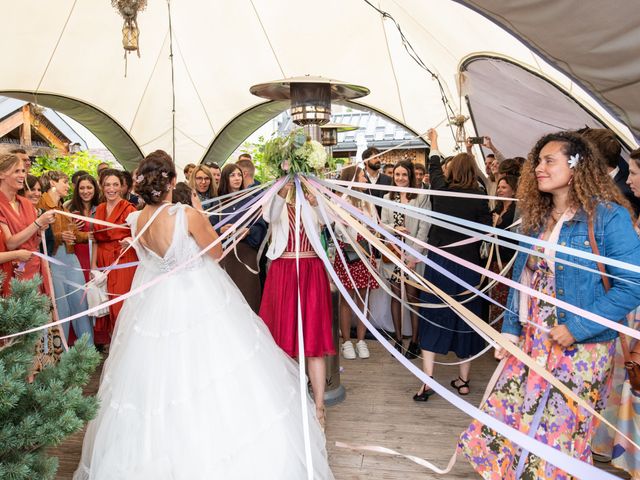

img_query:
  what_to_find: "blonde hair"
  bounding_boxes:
[188,165,217,197]
[0,153,22,175]
[518,131,632,234]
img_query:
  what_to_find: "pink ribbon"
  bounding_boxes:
[295,180,618,480]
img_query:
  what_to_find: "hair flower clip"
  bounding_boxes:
[161,171,169,178]
[568,153,580,169]
[136,174,144,183]
[151,189,161,197]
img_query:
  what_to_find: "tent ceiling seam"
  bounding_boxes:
[175,126,206,149]
[249,0,286,78]
[129,29,171,132]
[34,0,79,100]
[388,0,457,63]
[601,78,640,94]
[380,14,407,125]
[172,34,216,137]
[498,104,565,130]
[138,127,173,148]
[366,0,459,147]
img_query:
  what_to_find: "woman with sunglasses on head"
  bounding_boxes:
[92,169,138,348]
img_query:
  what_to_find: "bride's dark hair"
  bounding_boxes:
[135,150,177,205]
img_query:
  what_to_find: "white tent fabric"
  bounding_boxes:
[457,0,640,143]
[2,0,637,170]
[461,58,613,158]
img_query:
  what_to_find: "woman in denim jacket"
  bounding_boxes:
[459,131,640,479]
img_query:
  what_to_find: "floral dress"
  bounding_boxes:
[386,204,406,284]
[333,234,379,290]
[591,307,640,479]
[459,247,616,480]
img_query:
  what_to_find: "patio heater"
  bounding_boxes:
[250,76,369,406]
[250,75,369,142]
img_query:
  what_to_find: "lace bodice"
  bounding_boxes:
[127,203,205,273]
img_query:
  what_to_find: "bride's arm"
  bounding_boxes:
[186,207,223,260]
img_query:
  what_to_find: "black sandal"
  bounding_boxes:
[450,377,470,395]
[413,382,435,402]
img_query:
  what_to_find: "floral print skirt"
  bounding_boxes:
[591,308,640,479]
[458,256,615,480]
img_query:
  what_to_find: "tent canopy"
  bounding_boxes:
[3,0,637,170]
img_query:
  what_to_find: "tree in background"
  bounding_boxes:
[0,276,100,480]
[30,151,108,179]
[237,135,276,183]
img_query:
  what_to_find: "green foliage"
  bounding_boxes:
[238,135,277,183]
[30,151,108,180]
[0,277,100,480]
[259,129,329,177]
[327,157,349,173]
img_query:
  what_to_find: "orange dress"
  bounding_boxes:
[0,191,61,371]
[0,231,14,297]
[93,200,138,342]
[0,191,49,292]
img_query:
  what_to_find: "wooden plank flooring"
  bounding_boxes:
[52,342,628,479]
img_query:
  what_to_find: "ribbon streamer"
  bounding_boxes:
[296,182,620,480]
[305,177,640,452]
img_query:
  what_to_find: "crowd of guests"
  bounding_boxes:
[3,124,640,478]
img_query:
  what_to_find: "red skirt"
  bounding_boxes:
[259,257,335,358]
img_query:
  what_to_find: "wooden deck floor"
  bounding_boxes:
[52,342,628,479]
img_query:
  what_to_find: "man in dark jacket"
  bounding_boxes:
[362,147,393,216]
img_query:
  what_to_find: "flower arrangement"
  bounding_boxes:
[262,129,328,176]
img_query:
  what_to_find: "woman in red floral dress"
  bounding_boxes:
[332,165,379,360]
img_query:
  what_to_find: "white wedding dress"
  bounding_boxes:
[74,204,333,480]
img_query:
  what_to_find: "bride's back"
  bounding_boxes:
[129,150,222,270]
[136,204,178,259]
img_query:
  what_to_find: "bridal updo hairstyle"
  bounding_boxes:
[135,150,177,205]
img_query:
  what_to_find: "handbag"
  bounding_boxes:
[588,218,640,393]
[343,237,371,264]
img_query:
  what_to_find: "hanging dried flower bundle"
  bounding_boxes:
[112,0,148,74]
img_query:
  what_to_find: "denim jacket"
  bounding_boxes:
[502,202,640,343]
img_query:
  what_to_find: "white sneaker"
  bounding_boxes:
[355,340,370,359]
[341,340,356,360]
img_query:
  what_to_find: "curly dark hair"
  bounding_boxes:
[134,150,177,205]
[517,131,632,234]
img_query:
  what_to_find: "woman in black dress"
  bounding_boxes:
[414,128,492,401]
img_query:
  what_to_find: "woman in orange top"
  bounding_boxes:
[0,153,62,371]
[0,230,33,296]
[0,154,56,285]
[91,169,138,345]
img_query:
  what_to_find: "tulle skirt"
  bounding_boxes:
[74,258,333,480]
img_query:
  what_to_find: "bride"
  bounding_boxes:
[74,151,333,480]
